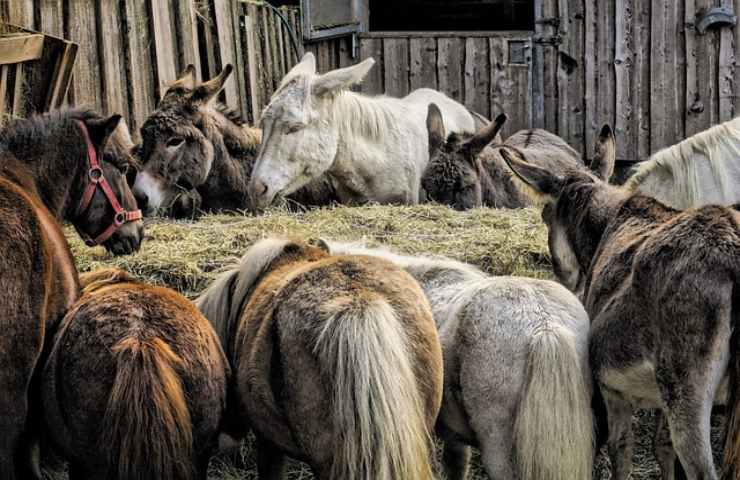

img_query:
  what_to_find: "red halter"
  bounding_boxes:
[74,120,142,247]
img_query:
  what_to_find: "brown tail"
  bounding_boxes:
[100,337,193,480]
[722,280,740,480]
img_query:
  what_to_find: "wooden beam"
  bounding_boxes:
[0,34,44,65]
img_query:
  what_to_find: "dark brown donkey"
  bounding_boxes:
[422,103,592,210]
[133,65,336,218]
[0,110,142,479]
[196,238,443,479]
[501,139,740,480]
[41,268,229,480]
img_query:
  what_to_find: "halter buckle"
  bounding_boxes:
[88,166,103,183]
[114,212,126,226]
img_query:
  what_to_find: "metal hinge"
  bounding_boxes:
[534,34,563,46]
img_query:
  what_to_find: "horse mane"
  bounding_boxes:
[79,268,136,293]
[330,91,406,143]
[0,108,98,151]
[625,116,740,207]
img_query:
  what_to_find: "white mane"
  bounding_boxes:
[626,117,740,208]
[329,91,409,143]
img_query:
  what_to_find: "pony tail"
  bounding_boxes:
[100,337,193,480]
[313,298,435,480]
[514,322,594,480]
[722,281,740,479]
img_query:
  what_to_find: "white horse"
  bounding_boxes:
[626,117,740,209]
[248,53,479,209]
[326,241,594,480]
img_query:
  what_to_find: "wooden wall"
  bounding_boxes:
[311,0,740,162]
[4,0,301,137]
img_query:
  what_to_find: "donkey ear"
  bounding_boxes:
[169,64,197,91]
[426,103,446,156]
[500,147,563,199]
[462,113,507,156]
[591,124,616,181]
[308,238,331,252]
[192,64,233,104]
[85,114,122,151]
[311,58,375,97]
[288,52,317,78]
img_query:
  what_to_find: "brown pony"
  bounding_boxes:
[196,238,443,479]
[132,65,336,218]
[41,268,229,480]
[0,110,142,479]
[501,142,740,480]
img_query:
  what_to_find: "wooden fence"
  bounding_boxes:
[3,0,302,137]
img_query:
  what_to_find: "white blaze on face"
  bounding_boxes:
[133,171,165,211]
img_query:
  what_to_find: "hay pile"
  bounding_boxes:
[67,204,552,297]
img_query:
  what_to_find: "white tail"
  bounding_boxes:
[514,323,594,480]
[313,298,435,480]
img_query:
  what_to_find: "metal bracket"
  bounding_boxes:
[696,7,737,34]
[534,34,562,46]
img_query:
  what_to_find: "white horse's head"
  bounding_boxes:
[248,53,375,210]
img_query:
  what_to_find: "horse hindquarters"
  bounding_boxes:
[514,323,594,480]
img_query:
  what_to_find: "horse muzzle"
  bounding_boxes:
[103,220,144,255]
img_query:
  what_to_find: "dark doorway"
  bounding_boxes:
[369,0,534,31]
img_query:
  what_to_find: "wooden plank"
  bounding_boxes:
[584,0,597,153]
[719,0,735,122]
[275,9,287,78]
[359,37,383,94]
[615,0,636,162]
[338,36,354,68]
[383,38,409,97]
[12,63,24,116]
[98,0,128,116]
[67,0,103,109]
[316,41,334,74]
[0,66,8,122]
[671,0,686,145]
[531,0,546,128]
[685,0,707,138]
[595,0,615,149]
[173,0,203,79]
[230,0,249,120]
[266,7,282,86]
[7,0,33,29]
[123,0,157,134]
[0,34,44,65]
[201,0,219,80]
[149,0,178,99]
[541,0,559,132]
[437,37,464,103]
[45,42,78,110]
[506,65,531,135]
[464,37,490,118]
[634,0,651,160]
[212,0,239,108]
[39,0,64,37]
[560,0,585,155]
[362,30,534,39]
[245,3,265,122]
[489,37,507,126]
[409,37,437,91]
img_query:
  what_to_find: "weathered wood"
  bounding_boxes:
[489,37,507,126]
[230,0,249,120]
[0,65,8,122]
[245,4,265,122]
[464,37,490,118]
[266,8,282,85]
[383,38,409,97]
[38,0,64,37]
[68,0,103,109]
[409,37,437,91]
[437,37,464,103]
[560,0,585,155]
[615,0,635,161]
[719,0,735,121]
[12,63,24,115]
[596,0,615,150]
[98,0,128,116]
[651,0,684,150]
[338,35,354,68]
[149,0,178,99]
[213,0,240,109]
[507,65,530,136]
[45,41,78,110]
[362,30,534,38]
[359,36,383,94]
[691,0,718,134]
[7,0,33,28]
[584,0,597,153]
[634,0,651,160]
[541,0,559,132]
[275,9,288,78]
[173,0,203,79]
[0,34,43,65]
[123,0,157,133]
[531,0,546,128]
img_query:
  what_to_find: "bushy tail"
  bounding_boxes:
[722,281,740,479]
[100,337,193,480]
[313,298,435,480]
[515,323,594,480]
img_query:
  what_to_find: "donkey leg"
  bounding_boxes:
[479,425,516,479]
[256,436,286,480]
[441,439,471,480]
[663,398,715,480]
[602,387,634,480]
[654,410,676,479]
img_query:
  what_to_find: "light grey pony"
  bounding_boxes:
[326,241,594,480]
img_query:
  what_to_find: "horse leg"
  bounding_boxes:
[602,387,634,480]
[256,436,286,480]
[654,410,689,479]
[441,439,471,480]
[478,425,516,479]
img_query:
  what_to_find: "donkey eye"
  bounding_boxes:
[166,137,185,148]
[286,124,303,135]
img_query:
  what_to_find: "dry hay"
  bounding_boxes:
[58,204,726,479]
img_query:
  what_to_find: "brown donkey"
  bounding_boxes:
[196,238,443,479]
[41,268,229,480]
[0,110,142,479]
[133,65,336,218]
[501,136,740,479]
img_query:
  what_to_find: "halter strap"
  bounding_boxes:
[74,120,142,247]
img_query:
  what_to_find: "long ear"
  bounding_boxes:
[500,147,563,199]
[311,58,376,97]
[426,103,446,156]
[85,114,122,151]
[462,113,508,156]
[591,124,616,181]
[169,64,197,91]
[308,237,331,252]
[191,64,233,104]
[288,52,317,78]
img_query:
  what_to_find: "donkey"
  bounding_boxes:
[625,116,740,209]
[0,110,142,479]
[196,238,443,479]
[501,135,740,479]
[422,103,590,210]
[248,53,480,209]
[41,268,229,480]
[327,241,594,480]
[133,65,336,218]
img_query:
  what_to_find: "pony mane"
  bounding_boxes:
[625,117,740,207]
[79,268,136,293]
[0,108,98,150]
[195,238,292,347]
[330,91,407,143]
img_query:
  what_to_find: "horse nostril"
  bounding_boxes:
[255,180,268,197]
[135,192,149,211]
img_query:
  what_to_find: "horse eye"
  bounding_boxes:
[166,137,185,148]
